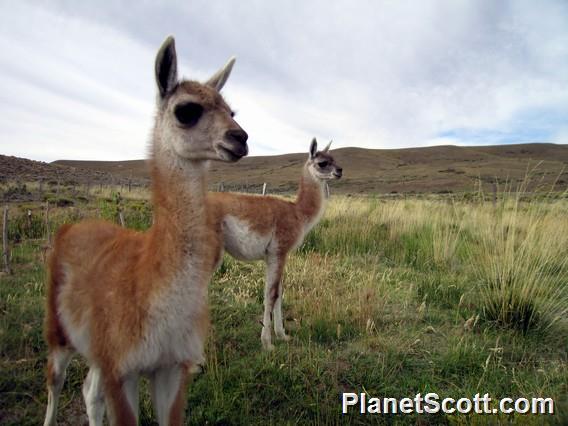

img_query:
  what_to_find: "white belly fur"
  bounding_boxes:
[119,262,208,375]
[222,215,272,261]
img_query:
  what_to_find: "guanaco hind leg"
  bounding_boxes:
[262,256,286,350]
[273,279,290,342]
[44,348,73,426]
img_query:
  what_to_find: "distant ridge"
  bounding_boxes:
[0,154,126,185]
[3,143,568,194]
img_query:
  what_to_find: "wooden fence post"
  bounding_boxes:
[27,209,32,235]
[2,206,11,274]
[45,201,51,245]
[55,171,60,197]
[116,192,125,227]
[262,182,267,196]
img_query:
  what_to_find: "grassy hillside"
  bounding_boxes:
[52,143,568,194]
[1,190,567,424]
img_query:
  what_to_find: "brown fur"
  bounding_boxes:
[268,260,285,308]
[177,81,231,112]
[46,358,55,387]
[44,223,73,350]
[168,363,191,426]
[207,164,326,255]
[104,373,137,426]
[48,164,217,371]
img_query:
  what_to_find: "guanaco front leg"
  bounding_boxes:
[149,363,190,426]
[103,373,139,426]
[82,367,106,426]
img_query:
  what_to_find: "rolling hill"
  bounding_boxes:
[53,143,568,194]
[2,143,567,194]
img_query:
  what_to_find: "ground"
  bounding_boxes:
[0,190,567,425]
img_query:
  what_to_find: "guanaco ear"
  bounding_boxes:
[155,36,178,98]
[206,57,236,92]
[322,140,332,152]
[309,138,318,159]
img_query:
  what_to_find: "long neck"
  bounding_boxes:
[147,141,209,268]
[295,164,326,225]
[151,159,207,231]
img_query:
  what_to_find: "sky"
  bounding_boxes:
[0,1,567,162]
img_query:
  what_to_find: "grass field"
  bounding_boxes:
[1,188,567,425]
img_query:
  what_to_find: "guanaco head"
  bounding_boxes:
[153,36,248,162]
[307,138,342,180]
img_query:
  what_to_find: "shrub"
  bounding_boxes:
[470,196,568,334]
[7,210,45,241]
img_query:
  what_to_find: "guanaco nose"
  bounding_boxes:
[226,129,248,146]
[224,128,248,158]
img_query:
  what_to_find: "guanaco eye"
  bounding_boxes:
[174,102,204,127]
[318,161,329,168]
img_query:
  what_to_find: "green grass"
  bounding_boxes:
[1,193,567,425]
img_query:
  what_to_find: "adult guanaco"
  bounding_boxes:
[43,36,248,426]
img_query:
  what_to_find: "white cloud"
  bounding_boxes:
[0,0,567,161]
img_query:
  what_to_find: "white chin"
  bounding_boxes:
[215,148,230,161]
